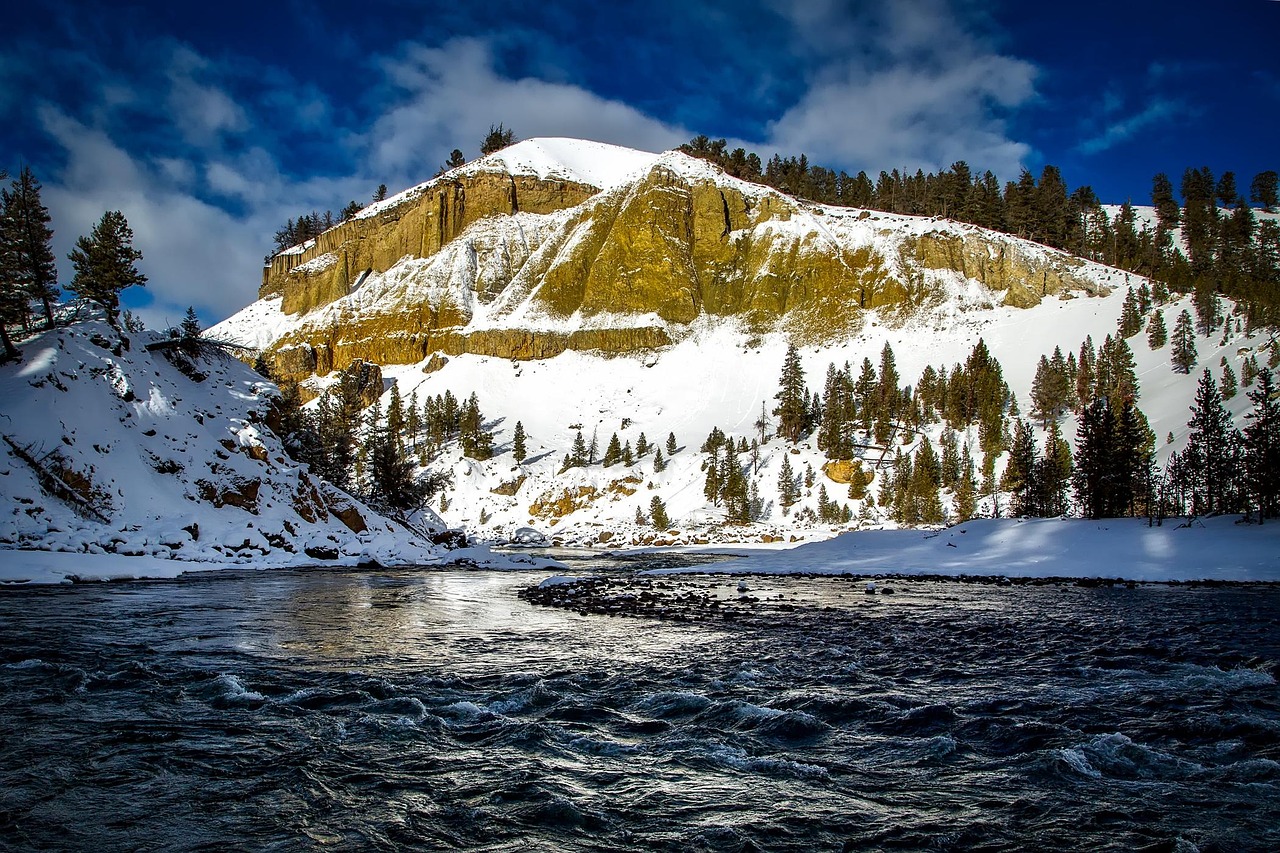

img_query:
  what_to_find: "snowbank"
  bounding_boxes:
[656,517,1280,582]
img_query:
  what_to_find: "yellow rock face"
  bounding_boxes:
[258,156,1109,384]
[903,231,1099,308]
[264,172,598,315]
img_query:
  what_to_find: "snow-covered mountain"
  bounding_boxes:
[212,139,1276,547]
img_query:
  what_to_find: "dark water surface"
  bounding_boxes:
[1,558,1279,852]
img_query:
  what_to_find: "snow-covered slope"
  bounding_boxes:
[352,137,660,224]
[0,320,444,580]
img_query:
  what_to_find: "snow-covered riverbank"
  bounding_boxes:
[651,516,1280,582]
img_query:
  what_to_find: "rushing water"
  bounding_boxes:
[1,557,1278,852]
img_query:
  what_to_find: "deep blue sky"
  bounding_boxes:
[4,0,1278,326]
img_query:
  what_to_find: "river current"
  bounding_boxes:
[1,556,1278,851]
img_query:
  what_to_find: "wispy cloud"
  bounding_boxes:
[760,0,1036,176]
[1077,98,1185,155]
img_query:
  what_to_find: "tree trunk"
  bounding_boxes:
[0,322,21,362]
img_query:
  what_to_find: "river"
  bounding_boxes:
[1,556,1278,851]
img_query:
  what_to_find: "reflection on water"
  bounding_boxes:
[1,561,1278,852]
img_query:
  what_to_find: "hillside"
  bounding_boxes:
[211,139,1278,547]
[0,317,472,582]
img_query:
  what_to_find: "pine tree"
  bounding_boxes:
[954,449,978,521]
[622,440,634,467]
[1,166,59,329]
[441,151,465,172]
[1151,172,1181,229]
[652,447,666,472]
[1220,360,1238,400]
[588,428,599,464]
[363,404,427,513]
[1001,420,1036,515]
[703,445,721,505]
[603,433,622,467]
[778,453,798,515]
[512,420,527,463]
[459,393,493,460]
[480,124,516,155]
[774,343,809,442]
[1250,170,1278,213]
[571,429,588,467]
[1171,310,1198,373]
[649,495,671,530]
[1073,398,1147,519]
[1183,369,1242,515]
[1146,310,1168,349]
[1118,287,1143,338]
[1037,420,1073,517]
[68,210,146,325]
[1030,354,1069,427]
[636,432,649,457]
[1243,368,1280,519]
[666,432,677,455]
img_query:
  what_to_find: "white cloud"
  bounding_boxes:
[165,46,249,148]
[1078,99,1183,155]
[366,38,689,178]
[760,0,1036,176]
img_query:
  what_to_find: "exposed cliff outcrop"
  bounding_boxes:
[264,172,598,315]
[229,139,1114,385]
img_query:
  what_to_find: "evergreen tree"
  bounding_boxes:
[480,124,516,155]
[588,428,599,464]
[703,445,721,505]
[1250,170,1278,212]
[1183,369,1242,515]
[1073,398,1150,518]
[1171,310,1198,373]
[459,392,493,460]
[363,405,427,513]
[1036,420,1074,517]
[603,432,623,467]
[622,440,634,467]
[312,367,365,490]
[666,432,677,455]
[1118,287,1143,338]
[1151,172,1181,229]
[652,447,666,472]
[441,150,465,172]
[1002,419,1038,515]
[1146,310,1168,349]
[1220,359,1238,400]
[954,448,978,521]
[512,420,527,463]
[1243,368,1280,519]
[774,343,809,442]
[777,453,798,515]
[721,441,750,522]
[636,432,649,457]
[570,429,588,467]
[1,166,59,329]
[649,495,671,530]
[373,184,388,202]
[1029,353,1070,427]
[68,210,146,325]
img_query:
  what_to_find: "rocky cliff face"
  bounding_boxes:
[264,172,598,315]
[225,140,1108,385]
